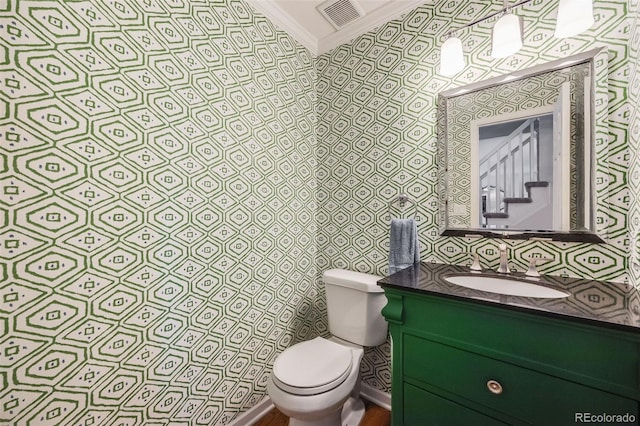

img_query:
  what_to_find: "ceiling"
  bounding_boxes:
[245,0,429,56]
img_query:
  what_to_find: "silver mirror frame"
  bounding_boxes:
[437,48,607,243]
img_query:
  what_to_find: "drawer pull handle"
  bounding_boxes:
[487,380,503,395]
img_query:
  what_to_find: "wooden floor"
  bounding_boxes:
[254,400,390,426]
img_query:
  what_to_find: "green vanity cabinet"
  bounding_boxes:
[381,288,640,426]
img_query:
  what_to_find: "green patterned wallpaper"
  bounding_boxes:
[0,0,317,424]
[629,1,640,290]
[316,0,631,392]
[1,0,637,421]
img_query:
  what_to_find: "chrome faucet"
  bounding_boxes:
[496,243,509,274]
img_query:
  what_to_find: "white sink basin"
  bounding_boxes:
[444,275,570,299]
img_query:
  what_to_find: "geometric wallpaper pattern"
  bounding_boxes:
[1,1,317,424]
[629,0,640,290]
[1,0,638,422]
[316,0,632,392]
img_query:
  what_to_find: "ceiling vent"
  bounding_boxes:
[317,0,365,30]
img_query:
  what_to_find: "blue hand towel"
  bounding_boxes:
[388,218,420,274]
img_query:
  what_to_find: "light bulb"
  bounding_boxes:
[491,12,523,58]
[555,0,594,38]
[440,36,464,76]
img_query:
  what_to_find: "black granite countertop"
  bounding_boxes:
[378,262,640,333]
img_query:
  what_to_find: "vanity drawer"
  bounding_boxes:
[402,294,640,395]
[404,334,639,425]
[404,382,509,426]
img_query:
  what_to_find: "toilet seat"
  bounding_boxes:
[272,337,353,396]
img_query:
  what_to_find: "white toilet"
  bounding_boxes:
[267,269,388,426]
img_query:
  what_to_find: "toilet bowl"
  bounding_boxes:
[266,337,365,426]
[267,269,388,426]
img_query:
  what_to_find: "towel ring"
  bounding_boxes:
[388,193,417,219]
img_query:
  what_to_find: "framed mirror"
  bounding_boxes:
[437,48,607,243]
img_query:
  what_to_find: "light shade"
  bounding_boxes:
[440,36,464,76]
[491,13,523,58]
[554,0,594,38]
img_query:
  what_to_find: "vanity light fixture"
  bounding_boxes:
[554,0,595,38]
[437,0,596,76]
[439,33,465,77]
[491,6,523,58]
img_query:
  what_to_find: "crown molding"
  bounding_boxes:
[245,0,319,55]
[317,0,429,55]
[246,0,430,57]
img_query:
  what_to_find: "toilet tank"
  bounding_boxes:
[323,269,388,347]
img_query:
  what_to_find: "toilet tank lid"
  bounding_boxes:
[323,269,384,293]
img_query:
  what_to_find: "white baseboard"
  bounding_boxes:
[359,381,392,411]
[229,396,274,426]
[235,382,392,425]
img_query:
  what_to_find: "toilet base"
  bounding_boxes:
[341,396,365,426]
[288,410,340,426]
[287,397,365,426]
